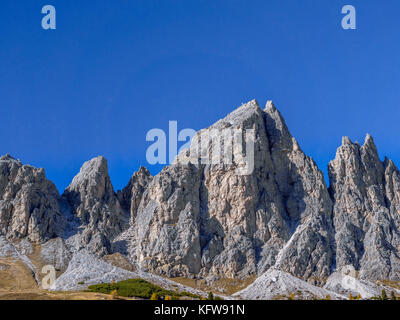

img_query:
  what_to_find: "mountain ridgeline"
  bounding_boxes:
[1,100,400,285]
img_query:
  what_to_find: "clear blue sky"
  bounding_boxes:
[1,0,399,192]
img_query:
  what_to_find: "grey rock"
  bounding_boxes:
[324,269,400,299]
[329,135,400,281]
[50,249,137,291]
[40,237,71,271]
[14,237,34,256]
[62,156,128,255]
[234,268,345,300]
[2,98,400,297]
[0,155,65,243]
[122,100,334,281]
[51,249,217,298]
[0,235,40,284]
[117,166,152,224]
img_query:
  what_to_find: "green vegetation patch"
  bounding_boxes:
[87,279,203,300]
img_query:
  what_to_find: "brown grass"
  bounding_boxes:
[0,255,139,300]
[0,290,139,300]
[377,280,400,290]
[103,253,136,272]
[0,257,38,291]
[168,275,257,295]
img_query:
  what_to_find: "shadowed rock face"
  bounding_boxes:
[1,99,400,285]
[0,155,65,243]
[329,135,400,281]
[117,166,152,224]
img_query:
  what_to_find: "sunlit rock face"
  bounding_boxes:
[62,156,129,256]
[1,99,400,287]
[0,154,65,244]
[329,135,400,281]
[121,100,334,281]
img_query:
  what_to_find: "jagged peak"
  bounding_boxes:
[360,133,381,161]
[263,100,293,148]
[66,155,112,194]
[265,100,276,112]
[122,166,152,190]
[362,133,376,149]
[263,100,288,128]
[232,99,261,115]
[137,166,151,177]
[0,154,21,164]
[78,156,108,175]
[335,134,381,161]
[383,156,399,174]
[242,99,260,108]
[216,99,262,127]
[384,156,393,168]
[0,153,14,161]
[341,136,353,145]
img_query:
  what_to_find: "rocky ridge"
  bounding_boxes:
[1,99,400,299]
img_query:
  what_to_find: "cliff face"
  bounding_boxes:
[329,135,400,281]
[117,166,152,224]
[0,154,65,243]
[1,99,400,285]
[62,156,129,255]
[119,100,334,281]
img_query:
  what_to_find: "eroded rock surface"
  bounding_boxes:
[1,99,400,299]
[63,156,128,255]
[0,155,65,244]
[119,100,334,282]
[329,135,400,281]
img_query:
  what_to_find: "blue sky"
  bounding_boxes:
[1,0,399,192]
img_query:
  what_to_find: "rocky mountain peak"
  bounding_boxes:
[62,156,128,255]
[65,156,112,201]
[0,154,20,163]
[212,99,263,130]
[117,166,152,223]
[263,100,293,150]
[341,136,352,145]
[265,100,276,111]
[118,100,335,282]
[329,132,400,280]
[0,156,65,244]
[2,99,400,296]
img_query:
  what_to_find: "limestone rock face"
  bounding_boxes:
[117,166,152,224]
[40,237,71,271]
[0,155,65,243]
[123,100,334,281]
[329,135,400,281]
[2,98,400,290]
[62,156,128,255]
[125,163,202,276]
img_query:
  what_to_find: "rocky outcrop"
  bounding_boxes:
[329,135,400,281]
[40,237,71,271]
[62,156,128,255]
[50,249,212,298]
[324,269,400,298]
[117,166,152,224]
[0,155,65,243]
[233,268,345,300]
[121,100,334,282]
[1,98,400,294]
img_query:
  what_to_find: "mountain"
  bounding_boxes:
[1,100,400,299]
[0,154,65,243]
[115,100,334,283]
[329,135,400,281]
